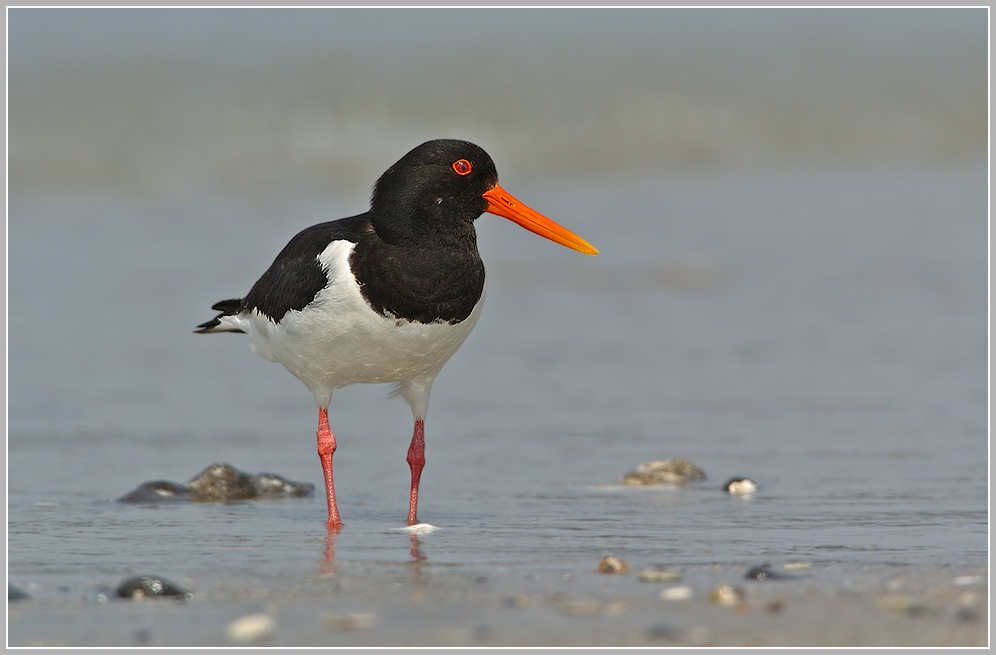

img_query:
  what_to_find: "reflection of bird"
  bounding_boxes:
[197,139,598,529]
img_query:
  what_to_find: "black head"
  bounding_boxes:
[369,139,599,255]
[369,139,500,245]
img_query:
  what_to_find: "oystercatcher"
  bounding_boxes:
[196,139,597,529]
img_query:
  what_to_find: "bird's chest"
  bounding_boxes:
[248,240,485,388]
[349,238,486,325]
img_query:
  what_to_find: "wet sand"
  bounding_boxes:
[8,559,987,647]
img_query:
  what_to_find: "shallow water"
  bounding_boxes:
[9,163,986,577]
[6,8,988,647]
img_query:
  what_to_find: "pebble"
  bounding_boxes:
[117,463,313,504]
[325,613,375,631]
[117,575,194,600]
[646,622,684,642]
[597,556,630,574]
[708,585,744,607]
[723,477,758,495]
[958,592,979,607]
[745,563,804,581]
[659,585,694,601]
[116,481,190,503]
[502,594,532,608]
[875,595,935,617]
[225,613,276,643]
[249,472,314,498]
[745,564,786,581]
[187,463,257,502]
[621,458,706,486]
[953,575,985,586]
[955,607,980,623]
[782,561,812,571]
[188,463,313,501]
[8,583,30,602]
[556,599,605,616]
[638,568,683,583]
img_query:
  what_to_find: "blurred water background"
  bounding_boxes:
[6,7,988,646]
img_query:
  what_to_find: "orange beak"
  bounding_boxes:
[482,185,598,256]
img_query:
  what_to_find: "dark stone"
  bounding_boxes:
[116,481,191,503]
[117,463,314,504]
[187,463,256,502]
[955,607,980,623]
[250,472,315,498]
[117,575,193,600]
[646,623,684,642]
[8,583,30,601]
[745,564,802,581]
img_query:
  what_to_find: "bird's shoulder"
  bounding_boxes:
[245,214,372,323]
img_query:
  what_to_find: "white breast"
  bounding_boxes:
[245,240,485,409]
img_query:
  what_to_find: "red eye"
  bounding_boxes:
[452,159,472,176]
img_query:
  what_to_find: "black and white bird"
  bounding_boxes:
[196,139,598,530]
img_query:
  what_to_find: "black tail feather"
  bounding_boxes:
[211,298,244,313]
[195,298,246,334]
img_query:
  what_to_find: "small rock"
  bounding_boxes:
[646,622,684,642]
[953,575,985,586]
[955,607,980,623]
[639,568,682,583]
[226,613,276,643]
[117,481,190,503]
[745,564,783,581]
[557,599,604,616]
[659,585,694,601]
[325,613,375,631]
[782,562,811,571]
[875,595,935,617]
[723,477,758,495]
[597,556,630,574]
[117,575,193,600]
[250,472,314,499]
[745,564,803,581]
[502,594,532,608]
[708,585,744,607]
[8,583,30,602]
[187,463,260,502]
[622,458,706,486]
[118,463,314,504]
[886,576,906,591]
[958,592,979,606]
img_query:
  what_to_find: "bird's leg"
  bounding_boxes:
[317,408,342,529]
[406,419,426,525]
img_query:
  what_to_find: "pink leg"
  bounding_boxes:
[316,408,342,529]
[406,419,425,525]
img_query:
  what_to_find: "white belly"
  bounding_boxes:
[246,240,485,408]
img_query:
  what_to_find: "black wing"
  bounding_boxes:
[195,214,373,331]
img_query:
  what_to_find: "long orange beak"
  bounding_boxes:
[482,185,598,255]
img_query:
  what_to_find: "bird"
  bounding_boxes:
[196,139,598,530]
